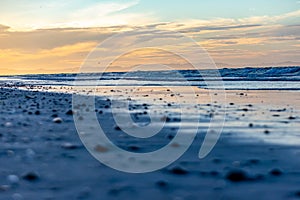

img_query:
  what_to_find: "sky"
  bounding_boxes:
[0,0,299,74]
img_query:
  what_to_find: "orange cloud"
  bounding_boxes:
[0,9,299,75]
[0,42,97,75]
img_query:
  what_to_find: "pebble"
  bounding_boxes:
[0,185,10,191]
[94,145,109,153]
[225,169,249,182]
[12,193,23,200]
[35,110,40,115]
[7,175,20,185]
[171,142,180,148]
[7,150,15,157]
[61,142,80,150]
[127,145,140,151]
[168,166,189,175]
[269,168,283,176]
[294,191,300,198]
[167,134,174,140]
[53,117,63,123]
[232,161,241,167]
[247,158,260,165]
[78,116,84,120]
[66,110,73,115]
[26,148,36,159]
[22,171,40,181]
[4,122,13,127]
[25,95,35,99]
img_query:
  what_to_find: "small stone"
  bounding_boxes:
[78,116,84,120]
[225,169,249,182]
[167,134,174,140]
[26,148,36,159]
[168,166,188,175]
[7,175,19,185]
[7,150,15,157]
[66,110,73,115]
[114,126,121,131]
[127,145,140,151]
[232,161,241,167]
[0,185,10,191]
[22,171,40,181]
[53,117,63,123]
[25,95,35,99]
[94,145,109,153]
[61,142,79,150]
[171,142,180,148]
[269,168,283,176]
[12,193,23,200]
[294,191,300,197]
[35,110,40,115]
[165,117,171,122]
[4,122,13,127]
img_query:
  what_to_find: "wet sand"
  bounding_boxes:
[0,87,300,200]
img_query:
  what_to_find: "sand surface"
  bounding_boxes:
[0,87,299,200]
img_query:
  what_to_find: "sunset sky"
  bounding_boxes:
[0,0,299,75]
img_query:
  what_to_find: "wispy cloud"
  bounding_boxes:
[0,0,155,30]
[50,0,156,28]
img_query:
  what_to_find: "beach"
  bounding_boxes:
[0,72,299,199]
[1,1,300,199]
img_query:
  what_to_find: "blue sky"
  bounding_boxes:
[0,0,299,29]
[124,0,299,20]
